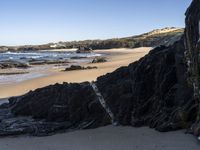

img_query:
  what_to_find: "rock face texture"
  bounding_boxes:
[185,0,200,136]
[97,40,194,131]
[0,0,200,138]
[0,83,110,136]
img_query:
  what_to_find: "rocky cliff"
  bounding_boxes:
[185,0,200,136]
[0,0,199,140]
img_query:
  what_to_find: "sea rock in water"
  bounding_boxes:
[0,0,199,137]
[0,61,30,69]
[76,46,93,53]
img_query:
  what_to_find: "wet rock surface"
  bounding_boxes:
[0,0,200,138]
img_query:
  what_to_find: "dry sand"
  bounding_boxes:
[0,47,151,98]
[0,126,199,150]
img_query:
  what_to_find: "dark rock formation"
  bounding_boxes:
[76,46,93,53]
[0,82,110,136]
[92,57,107,63]
[185,0,200,137]
[97,40,194,131]
[0,0,199,139]
[0,61,30,69]
[63,65,97,71]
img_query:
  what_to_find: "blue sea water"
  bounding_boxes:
[0,50,101,62]
[0,50,102,85]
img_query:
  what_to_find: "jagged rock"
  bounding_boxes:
[97,41,194,130]
[185,0,200,137]
[0,82,110,136]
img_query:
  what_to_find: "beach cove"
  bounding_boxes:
[0,47,151,98]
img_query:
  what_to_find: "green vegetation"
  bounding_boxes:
[0,27,184,52]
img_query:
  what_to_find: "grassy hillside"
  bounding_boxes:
[0,27,184,52]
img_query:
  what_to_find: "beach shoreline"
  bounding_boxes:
[0,47,151,99]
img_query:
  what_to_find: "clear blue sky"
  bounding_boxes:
[0,0,192,46]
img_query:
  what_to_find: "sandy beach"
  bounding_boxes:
[0,47,151,98]
[0,125,199,150]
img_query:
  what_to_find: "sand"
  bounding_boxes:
[0,126,199,150]
[0,47,151,98]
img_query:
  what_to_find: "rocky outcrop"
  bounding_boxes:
[97,40,194,130]
[76,46,93,53]
[92,57,107,63]
[0,82,110,136]
[0,61,30,69]
[0,0,199,139]
[64,65,97,71]
[185,0,200,137]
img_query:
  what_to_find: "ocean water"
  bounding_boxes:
[0,50,101,62]
[0,50,102,85]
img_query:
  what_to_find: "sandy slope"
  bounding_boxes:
[0,126,199,150]
[0,47,151,98]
